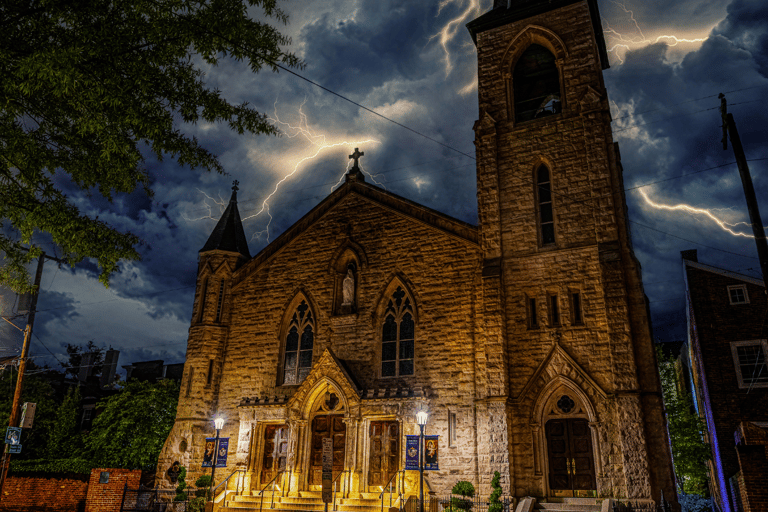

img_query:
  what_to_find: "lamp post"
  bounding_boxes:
[416,410,428,512]
[209,416,225,501]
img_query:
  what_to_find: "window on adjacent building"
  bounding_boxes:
[731,340,768,389]
[381,286,415,378]
[514,44,561,123]
[549,294,560,327]
[283,300,315,385]
[571,292,583,325]
[536,166,555,245]
[728,284,749,305]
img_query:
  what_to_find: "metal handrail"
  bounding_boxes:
[213,468,245,507]
[332,469,350,511]
[258,471,284,512]
[379,470,404,512]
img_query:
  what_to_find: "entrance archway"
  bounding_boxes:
[532,377,601,497]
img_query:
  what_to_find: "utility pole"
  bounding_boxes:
[720,93,768,291]
[0,254,45,502]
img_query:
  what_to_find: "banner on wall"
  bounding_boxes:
[202,437,229,467]
[405,435,419,470]
[424,435,439,470]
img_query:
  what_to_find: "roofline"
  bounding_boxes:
[231,178,479,287]
[683,258,765,287]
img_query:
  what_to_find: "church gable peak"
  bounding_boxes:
[286,348,361,418]
[515,338,607,404]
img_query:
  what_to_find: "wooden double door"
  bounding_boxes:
[309,415,346,485]
[261,424,289,484]
[546,419,596,495]
[368,421,399,489]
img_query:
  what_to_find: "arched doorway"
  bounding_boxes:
[534,379,600,498]
[307,388,347,488]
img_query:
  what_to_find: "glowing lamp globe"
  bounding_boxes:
[214,417,225,430]
[416,410,428,426]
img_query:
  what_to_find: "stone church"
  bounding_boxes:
[157,0,677,505]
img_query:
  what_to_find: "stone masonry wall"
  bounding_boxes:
[474,0,671,499]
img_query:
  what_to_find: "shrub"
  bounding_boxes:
[173,467,187,502]
[451,481,476,512]
[488,472,503,512]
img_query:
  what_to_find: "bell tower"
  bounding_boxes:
[468,0,676,502]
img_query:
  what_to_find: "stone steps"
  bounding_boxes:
[534,498,602,512]
[224,492,398,512]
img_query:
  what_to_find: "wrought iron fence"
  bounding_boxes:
[120,486,204,512]
[401,495,515,512]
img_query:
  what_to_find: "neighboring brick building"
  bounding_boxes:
[682,250,768,512]
[157,0,675,504]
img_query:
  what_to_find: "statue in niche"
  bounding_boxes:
[342,268,355,307]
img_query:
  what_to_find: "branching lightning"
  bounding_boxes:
[185,100,381,243]
[602,1,708,64]
[429,0,483,78]
[638,188,754,238]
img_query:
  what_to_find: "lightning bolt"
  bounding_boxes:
[244,100,381,242]
[429,0,483,78]
[602,1,708,65]
[181,190,228,222]
[638,188,754,238]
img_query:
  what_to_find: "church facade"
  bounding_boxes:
[157,0,676,502]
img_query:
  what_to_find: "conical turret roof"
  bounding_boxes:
[200,180,251,259]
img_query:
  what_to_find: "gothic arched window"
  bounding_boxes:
[536,165,555,245]
[283,300,314,385]
[381,286,415,377]
[514,44,561,123]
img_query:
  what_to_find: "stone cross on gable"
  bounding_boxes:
[232,180,239,192]
[349,148,364,168]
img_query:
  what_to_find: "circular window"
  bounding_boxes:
[179,439,188,453]
[557,395,575,413]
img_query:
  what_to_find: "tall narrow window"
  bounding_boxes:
[528,297,538,329]
[513,44,561,123]
[381,286,415,377]
[215,280,225,322]
[536,166,555,245]
[448,411,457,447]
[198,279,208,322]
[550,295,560,327]
[283,300,314,385]
[206,359,214,387]
[185,367,194,397]
[571,292,583,325]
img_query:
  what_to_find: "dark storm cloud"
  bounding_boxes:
[603,0,768,340]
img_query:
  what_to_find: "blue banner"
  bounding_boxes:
[405,435,419,470]
[216,438,229,467]
[202,437,229,467]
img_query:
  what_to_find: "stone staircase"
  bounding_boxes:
[223,490,400,512]
[533,498,604,512]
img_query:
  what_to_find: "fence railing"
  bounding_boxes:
[402,495,516,512]
[611,491,673,512]
[120,485,205,512]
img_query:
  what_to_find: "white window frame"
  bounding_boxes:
[730,339,768,389]
[728,284,749,305]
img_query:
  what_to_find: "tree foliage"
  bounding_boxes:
[61,341,104,380]
[85,378,179,470]
[46,386,82,458]
[656,346,712,495]
[0,0,300,292]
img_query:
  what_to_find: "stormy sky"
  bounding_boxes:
[1,0,766,377]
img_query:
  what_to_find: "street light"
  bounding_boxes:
[210,416,225,502]
[416,410,428,512]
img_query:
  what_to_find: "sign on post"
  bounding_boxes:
[5,427,21,454]
[216,438,229,468]
[20,403,36,429]
[322,437,333,504]
[404,435,419,470]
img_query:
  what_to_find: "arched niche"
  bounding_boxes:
[329,243,366,315]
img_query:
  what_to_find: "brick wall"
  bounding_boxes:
[84,468,141,512]
[0,472,89,512]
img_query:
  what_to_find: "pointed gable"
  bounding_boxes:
[286,348,362,418]
[200,181,251,259]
